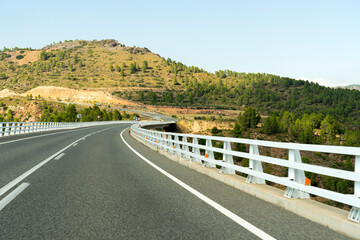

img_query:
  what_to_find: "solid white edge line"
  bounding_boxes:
[0,182,30,211]
[0,127,112,198]
[120,128,277,240]
[54,153,65,160]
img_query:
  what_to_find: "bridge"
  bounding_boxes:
[0,119,359,239]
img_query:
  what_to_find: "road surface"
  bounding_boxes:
[0,123,351,239]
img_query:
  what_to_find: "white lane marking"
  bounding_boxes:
[54,153,65,160]
[0,183,30,211]
[120,129,276,240]
[73,143,78,147]
[0,128,111,198]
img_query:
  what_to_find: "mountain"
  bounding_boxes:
[342,84,360,91]
[1,39,360,127]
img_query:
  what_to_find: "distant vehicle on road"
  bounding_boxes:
[94,103,101,106]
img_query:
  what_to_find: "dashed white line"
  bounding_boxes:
[54,153,65,160]
[73,143,78,147]
[0,183,30,211]
[0,127,111,198]
[0,127,91,146]
[120,129,276,240]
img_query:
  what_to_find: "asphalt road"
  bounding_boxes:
[0,124,352,239]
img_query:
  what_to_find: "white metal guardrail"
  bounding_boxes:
[0,121,131,137]
[130,121,360,223]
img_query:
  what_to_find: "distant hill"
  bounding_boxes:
[342,84,360,91]
[1,39,360,127]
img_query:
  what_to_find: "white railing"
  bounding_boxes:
[130,121,360,223]
[0,121,131,137]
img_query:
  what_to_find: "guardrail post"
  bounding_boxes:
[25,122,29,133]
[173,135,180,155]
[20,123,24,134]
[284,149,310,199]
[181,136,190,159]
[348,155,360,223]
[159,133,164,149]
[191,137,202,163]
[9,123,14,135]
[203,139,216,168]
[220,141,235,174]
[166,134,172,153]
[0,123,3,136]
[156,132,161,145]
[5,123,9,136]
[246,144,266,184]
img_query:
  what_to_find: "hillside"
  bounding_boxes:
[1,39,360,129]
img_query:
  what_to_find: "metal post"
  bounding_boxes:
[203,139,216,168]
[246,144,266,184]
[191,137,202,163]
[5,123,10,136]
[348,155,360,223]
[284,149,310,199]
[220,141,235,174]
[173,135,180,155]
[9,123,14,135]
[181,136,190,159]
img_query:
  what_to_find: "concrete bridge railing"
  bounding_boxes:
[131,121,360,223]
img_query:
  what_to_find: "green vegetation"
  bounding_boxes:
[40,103,123,122]
[228,106,356,200]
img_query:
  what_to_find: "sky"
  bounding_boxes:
[0,0,359,87]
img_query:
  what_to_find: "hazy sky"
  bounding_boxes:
[0,0,359,87]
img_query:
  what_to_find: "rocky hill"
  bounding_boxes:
[1,39,360,128]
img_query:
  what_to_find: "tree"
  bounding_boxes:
[129,62,137,74]
[73,54,79,63]
[320,115,343,141]
[115,65,121,72]
[64,104,77,122]
[343,130,360,147]
[188,94,194,104]
[113,109,122,120]
[298,124,314,144]
[137,92,145,101]
[109,65,114,72]
[280,111,295,132]
[0,73,7,79]
[164,92,174,103]
[264,115,280,134]
[336,180,349,194]
[147,91,157,104]
[238,107,261,130]
[211,127,221,135]
[142,61,148,71]
[40,51,50,61]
